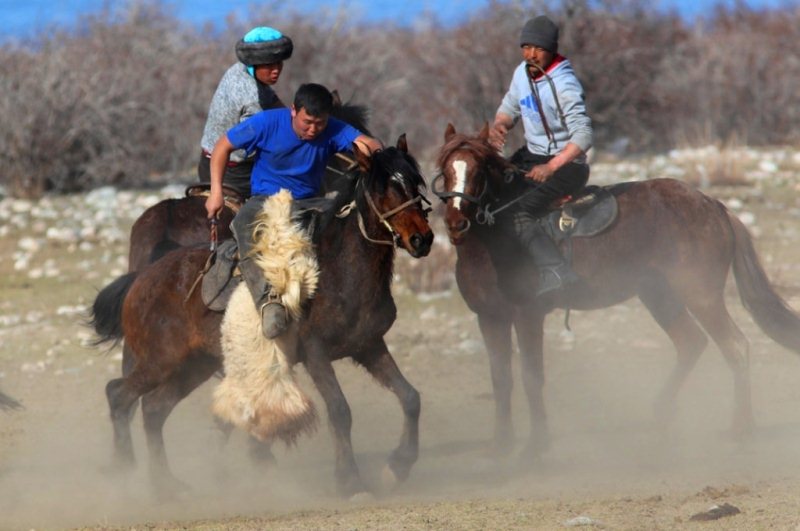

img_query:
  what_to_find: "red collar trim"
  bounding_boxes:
[530,54,565,80]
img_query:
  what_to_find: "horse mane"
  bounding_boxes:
[363,146,425,196]
[435,132,505,172]
[330,100,372,136]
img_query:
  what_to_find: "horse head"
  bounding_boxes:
[434,123,511,245]
[352,135,434,258]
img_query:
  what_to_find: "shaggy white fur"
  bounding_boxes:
[212,190,319,444]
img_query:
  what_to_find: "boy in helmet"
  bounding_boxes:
[198,26,294,197]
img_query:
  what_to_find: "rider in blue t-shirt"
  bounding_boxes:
[227,107,361,199]
[205,83,383,339]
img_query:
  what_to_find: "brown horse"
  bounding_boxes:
[122,102,371,456]
[434,123,800,460]
[91,136,433,498]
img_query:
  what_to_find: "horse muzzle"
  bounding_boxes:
[406,230,433,258]
[446,218,471,245]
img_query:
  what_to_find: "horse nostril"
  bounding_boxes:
[411,234,423,249]
[456,219,469,233]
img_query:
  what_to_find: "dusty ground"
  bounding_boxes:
[2,179,800,530]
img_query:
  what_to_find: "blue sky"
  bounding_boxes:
[0,0,792,39]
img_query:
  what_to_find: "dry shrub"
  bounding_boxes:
[0,0,798,198]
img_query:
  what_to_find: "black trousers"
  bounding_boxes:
[197,155,254,199]
[510,148,589,216]
[231,195,271,303]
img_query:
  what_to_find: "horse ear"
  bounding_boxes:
[352,142,371,172]
[396,134,408,153]
[331,89,342,107]
[445,123,456,141]
[478,122,490,140]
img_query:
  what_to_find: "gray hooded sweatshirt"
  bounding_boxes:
[497,56,592,163]
[200,63,279,163]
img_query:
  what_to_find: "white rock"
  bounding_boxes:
[18,237,41,252]
[10,199,32,213]
[758,160,778,173]
[738,211,756,226]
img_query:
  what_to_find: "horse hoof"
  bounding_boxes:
[153,475,192,503]
[99,458,136,477]
[381,464,398,491]
[349,491,375,503]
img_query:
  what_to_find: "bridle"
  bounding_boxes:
[339,168,431,247]
[433,146,526,229]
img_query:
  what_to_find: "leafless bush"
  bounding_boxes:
[0,0,797,198]
[0,4,226,197]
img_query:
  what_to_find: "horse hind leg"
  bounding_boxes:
[105,376,148,470]
[686,294,753,438]
[141,353,220,499]
[639,279,708,425]
[357,342,420,491]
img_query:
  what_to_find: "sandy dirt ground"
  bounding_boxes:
[1,183,800,530]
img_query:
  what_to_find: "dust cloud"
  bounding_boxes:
[2,287,800,529]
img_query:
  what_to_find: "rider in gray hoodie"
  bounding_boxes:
[489,15,593,297]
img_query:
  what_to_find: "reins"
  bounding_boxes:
[184,220,218,303]
[432,156,537,226]
[526,62,569,154]
[337,161,430,247]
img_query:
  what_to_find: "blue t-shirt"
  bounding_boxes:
[226,108,361,198]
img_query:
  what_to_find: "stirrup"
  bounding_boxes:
[536,266,579,297]
[259,292,289,339]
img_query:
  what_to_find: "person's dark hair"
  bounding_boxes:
[293,83,334,117]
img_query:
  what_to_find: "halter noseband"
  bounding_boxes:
[338,170,431,247]
[433,146,528,228]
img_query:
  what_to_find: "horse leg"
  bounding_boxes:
[213,411,277,465]
[140,354,220,498]
[686,295,753,437]
[105,376,146,469]
[303,347,365,497]
[639,279,708,424]
[477,314,515,455]
[357,342,420,489]
[514,309,549,461]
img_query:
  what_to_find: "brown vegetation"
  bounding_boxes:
[0,0,797,198]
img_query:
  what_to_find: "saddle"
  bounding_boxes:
[200,196,340,312]
[185,183,245,212]
[539,185,619,243]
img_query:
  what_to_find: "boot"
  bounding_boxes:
[513,212,579,297]
[239,256,289,339]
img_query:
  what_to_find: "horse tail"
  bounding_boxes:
[729,211,800,353]
[0,389,23,411]
[90,272,137,347]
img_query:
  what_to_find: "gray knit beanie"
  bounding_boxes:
[519,16,559,53]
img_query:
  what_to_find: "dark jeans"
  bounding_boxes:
[231,195,271,303]
[510,148,590,217]
[197,155,254,199]
[232,195,271,259]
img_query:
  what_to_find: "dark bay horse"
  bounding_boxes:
[435,123,800,460]
[91,136,433,497]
